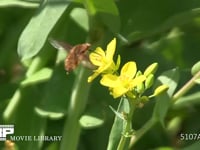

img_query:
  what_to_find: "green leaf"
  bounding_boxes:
[70,8,89,31]
[191,61,200,76]
[21,68,53,86]
[0,0,39,8]
[34,107,64,119]
[152,68,179,126]
[109,105,125,120]
[153,93,171,127]
[173,92,200,109]
[26,113,47,150]
[84,0,120,33]
[36,64,74,115]
[4,87,47,150]
[195,78,200,84]
[156,68,180,96]
[107,97,129,150]
[18,0,69,60]
[79,104,104,129]
[79,115,104,129]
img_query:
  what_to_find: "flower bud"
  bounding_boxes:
[145,74,154,89]
[144,63,158,76]
[153,85,169,96]
[126,91,136,99]
[140,96,149,103]
[136,70,142,77]
[136,82,145,94]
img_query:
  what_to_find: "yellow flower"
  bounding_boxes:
[88,38,120,82]
[100,61,146,98]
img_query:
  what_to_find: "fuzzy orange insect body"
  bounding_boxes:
[65,43,91,72]
[49,38,92,72]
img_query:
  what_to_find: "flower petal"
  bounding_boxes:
[112,87,128,98]
[106,38,116,60]
[100,74,120,88]
[121,61,137,79]
[129,75,146,88]
[88,72,100,82]
[95,47,106,57]
[97,61,113,73]
[89,47,105,66]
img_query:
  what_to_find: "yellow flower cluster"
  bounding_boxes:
[88,38,120,82]
[88,38,168,99]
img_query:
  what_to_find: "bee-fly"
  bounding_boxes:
[49,38,94,72]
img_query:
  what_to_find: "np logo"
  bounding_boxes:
[0,125,14,141]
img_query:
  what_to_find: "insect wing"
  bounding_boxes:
[49,39,93,72]
[48,38,72,52]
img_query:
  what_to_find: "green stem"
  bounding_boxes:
[129,118,156,147]
[117,135,127,150]
[60,67,91,150]
[173,70,200,101]
[117,98,135,150]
